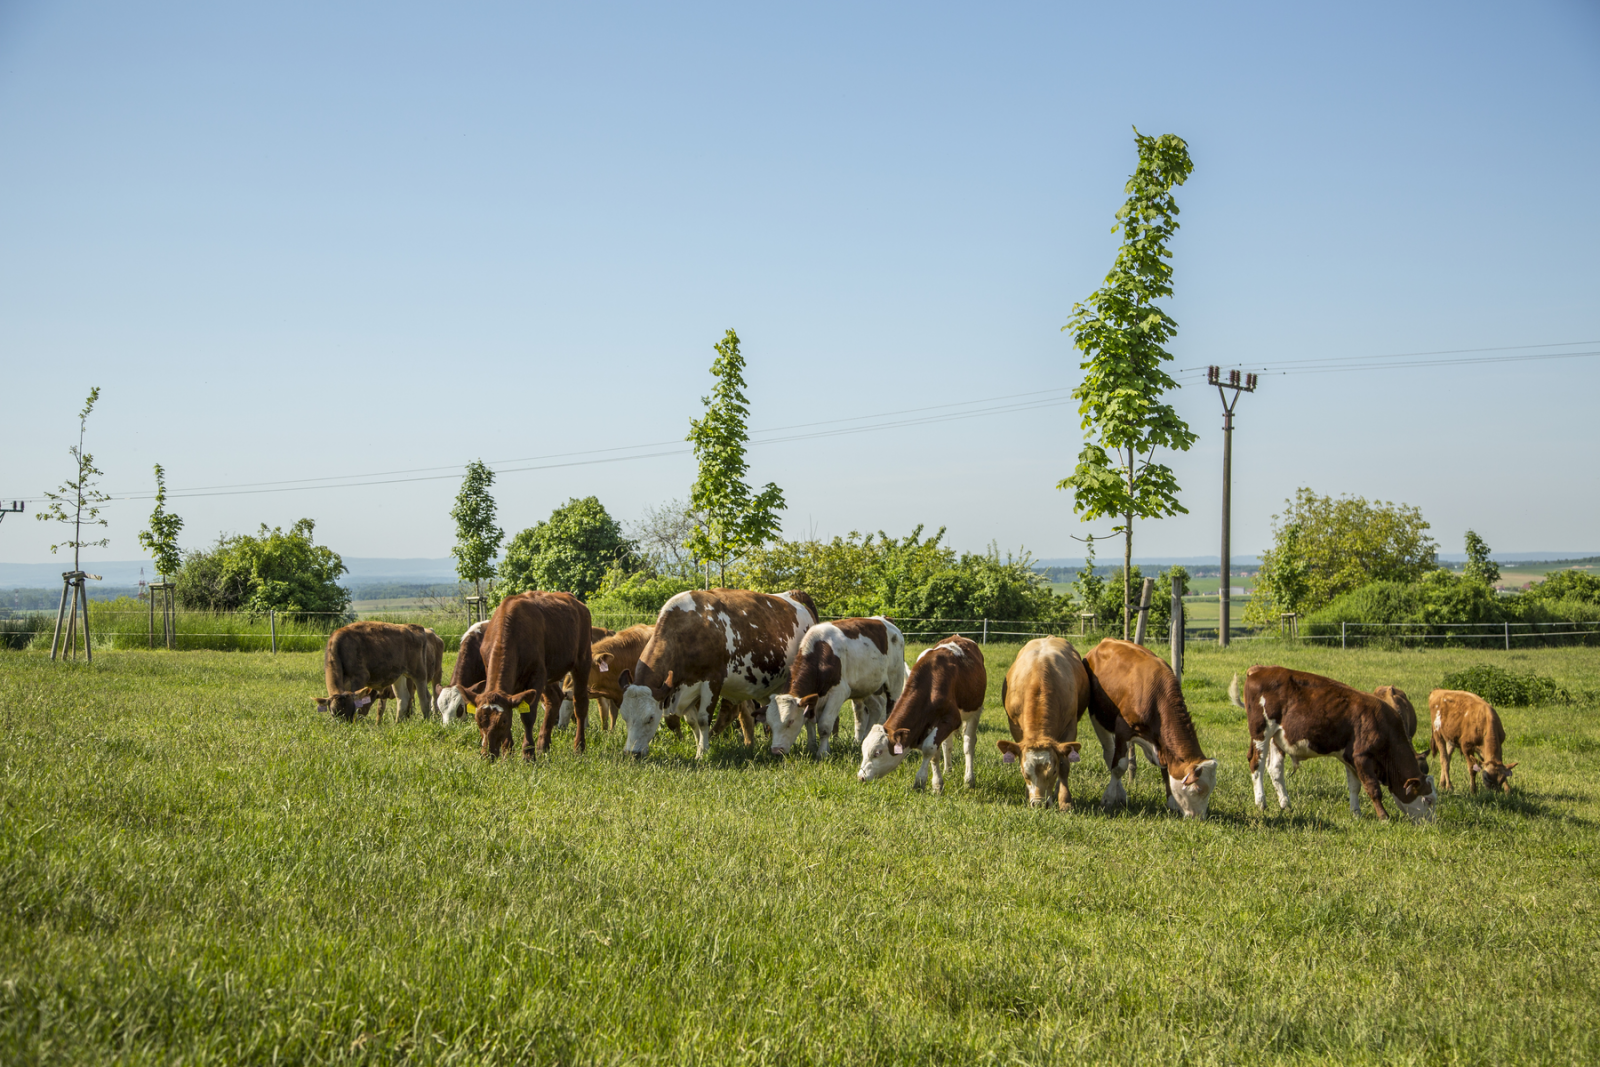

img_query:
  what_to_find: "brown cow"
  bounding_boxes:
[1428,689,1517,793]
[1373,684,1418,741]
[315,621,441,722]
[558,623,652,731]
[997,637,1089,809]
[463,591,593,760]
[437,620,489,725]
[1232,665,1436,822]
[1084,639,1216,818]
[617,589,818,759]
[857,635,985,792]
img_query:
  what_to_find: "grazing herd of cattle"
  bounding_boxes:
[316,587,1519,821]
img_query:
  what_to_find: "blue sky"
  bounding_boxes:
[3,0,1598,571]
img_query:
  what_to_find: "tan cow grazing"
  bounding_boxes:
[1232,665,1436,822]
[1373,684,1418,741]
[463,591,593,760]
[997,637,1089,809]
[1084,639,1217,819]
[857,635,986,793]
[617,589,818,759]
[558,623,653,731]
[315,621,441,722]
[1428,689,1517,793]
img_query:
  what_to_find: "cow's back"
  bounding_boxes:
[1004,637,1087,740]
[640,588,809,698]
[325,621,413,693]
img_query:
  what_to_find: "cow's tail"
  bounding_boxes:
[1228,673,1243,709]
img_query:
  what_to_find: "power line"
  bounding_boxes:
[1175,344,1600,383]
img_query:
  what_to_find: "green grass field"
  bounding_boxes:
[2,640,1597,1064]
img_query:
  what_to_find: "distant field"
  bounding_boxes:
[2,640,1596,1063]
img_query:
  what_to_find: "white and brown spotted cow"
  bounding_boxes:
[857,635,986,792]
[1231,665,1436,822]
[768,616,907,759]
[437,620,489,725]
[1085,639,1216,819]
[997,637,1090,809]
[617,589,817,760]
[316,621,442,722]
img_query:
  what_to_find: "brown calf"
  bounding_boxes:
[316,621,441,722]
[1235,665,1436,821]
[857,635,986,792]
[1373,684,1418,741]
[1428,689,1517,793]
[1084,639,1217,818]
[997,637,1089,809]
[560,623,653,731]
[464,591,593,760]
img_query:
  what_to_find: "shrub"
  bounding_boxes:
[174,519,349,619]
[493,497,639,604]
[0,614,49,651]
[1441,664,1560,707]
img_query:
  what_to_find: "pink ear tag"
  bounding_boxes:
[598,662,609,672]
[1002,751,1016,763]
[1068,750,1081,763]
[353,695,371,708]
[893,744,904,755]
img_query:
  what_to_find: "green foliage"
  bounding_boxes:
[493,497,640,604]
[0,614,49,650]
[136,464,185,580]
[36,387,111,568]
[1441,663,1563,707]
[1525,569,1600,605]
[450,460,503,598]
[1463,530,1500,586]
[174,519,349,618]
[1250,488,1439,623]
[686,329,786,585]
[1078,565,1187,640]
[1058,130,1198,636]
[587,567,703,617]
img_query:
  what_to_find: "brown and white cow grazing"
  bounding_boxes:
[768,616,907,759]
[1232,665,1436,821]
[463,591,593,760]
[437,620,489,725]
[1084,639,1216,818]
[558,623,653,731]
[1373,684,1419,741]
[1428,689,1517,793]
[617,589,818,759]
[316,621,442,722]
[997,637,1089,809]
[857,635,985,792]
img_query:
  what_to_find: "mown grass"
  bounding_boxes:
[1,640,1597,1065]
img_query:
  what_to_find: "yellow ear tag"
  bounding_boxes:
[465,703,476,713]
[513,702,530,713]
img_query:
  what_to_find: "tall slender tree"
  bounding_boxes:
[1059,130,1197,638]
[451,460,503,600]
[137,464,184,581]
[38,387,111,573]
[686,329,785,586]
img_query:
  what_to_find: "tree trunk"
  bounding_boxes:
[1123,511,1132,640]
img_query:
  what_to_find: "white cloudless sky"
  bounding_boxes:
[3,0,1598,571]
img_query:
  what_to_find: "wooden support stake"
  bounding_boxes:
[1134,577,1155,645]
[270,610,278,654]
[1169,574,1185,683]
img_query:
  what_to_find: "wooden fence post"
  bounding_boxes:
[1169,574,1184,683]
[1134,577,1155,645]
[270,610,277,655]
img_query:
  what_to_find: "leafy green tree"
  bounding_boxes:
[1463,530,1500,585]
[686,329,785,586]
[1058,130,1198,638]
[451,460,503,599]
[137,464,184,580]
[493,496,640,603]
[1248,488,1438,621]
[1524,568,1600,605]
[37,387,111,571]
[175,519,349,617]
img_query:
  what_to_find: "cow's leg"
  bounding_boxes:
[531,669,554,756]
[1438,741,1454,792]
[686,683,715,759]
[1250,737,1266,809]
[1091,716,1128,812]
[557,697,574,730]
[1355,756,1390,820]
[738,703,755,748]
[599,696,616,731]
[1264,733,1291,811]
[960,709,981,788]
[567,674,589,756]
[520,708,538,762]
[1344,762,1365,817]
[395,679,414,721]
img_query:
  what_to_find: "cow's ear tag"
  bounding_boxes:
[1002,751,1016,763]
[893,744,904,755]
[354,695,372,708]
[1068,750,1081,763]
[598,662,609,672]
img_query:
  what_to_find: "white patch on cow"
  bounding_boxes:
[769,693,808,755]
[717,612,736,655]
[666,592,698,613]
[1168,759,1217,820]
[1433,712,1443,731]
[437,685,468,726]
[857,723,909,782]
[915,648,930,662]
[1022,749,1058,807]
[1344,763,1365,816]
[1396,788,1437,824]
[618,683,667,757]
[1251,738,1267,808]
[935,641,963,657]
[1258,695,1266,708]
[1133,737,1161,767]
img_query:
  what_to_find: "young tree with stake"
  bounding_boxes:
[686,329,785,587]
[1059,130,1197,638]
[137,464,184,581]
[451,460,503,601]
[38,388,112,659]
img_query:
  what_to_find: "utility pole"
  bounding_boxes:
[0,501,23,525]
[1208,367,1258,647]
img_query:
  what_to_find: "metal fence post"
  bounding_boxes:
[270,610,278,655]
[1505,621,1510,651]
[982,618,988,645]
[1342,621,1347,650]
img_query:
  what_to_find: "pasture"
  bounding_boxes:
[1,640,1597,1065]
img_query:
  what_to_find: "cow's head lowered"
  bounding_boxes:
[463,682,539,759]
[857,723,930,782]
[314,689,375,721]
[997,739,1081,809]
[1478,758,1518,793]
[768,692,818,756]
[617,665,671,758]
[1165,757,1220,820]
